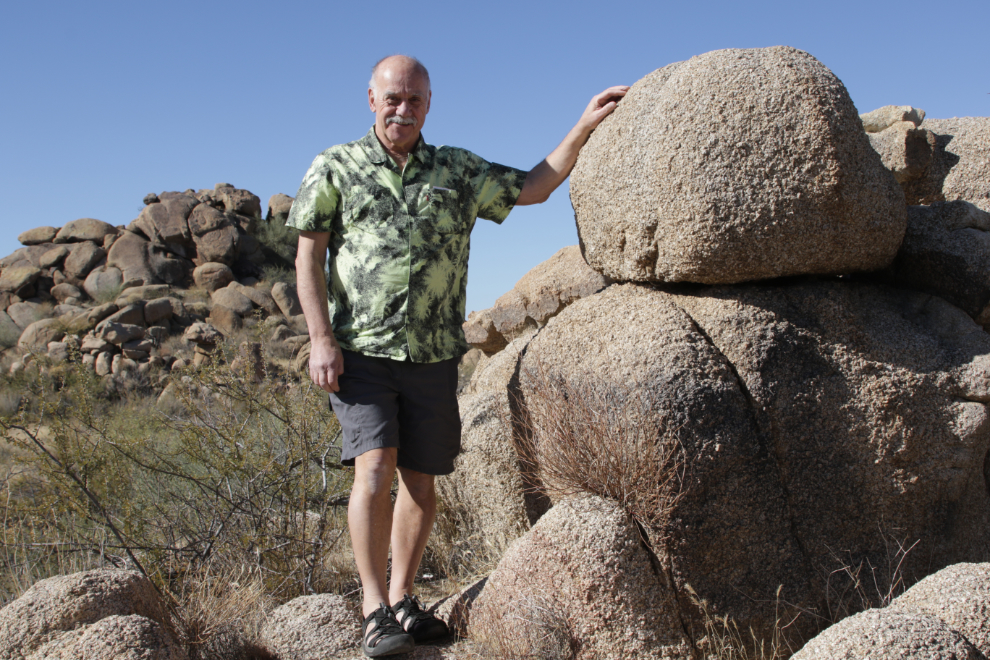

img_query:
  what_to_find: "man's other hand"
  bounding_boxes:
[576,86,630,134]
[310,336,345,393]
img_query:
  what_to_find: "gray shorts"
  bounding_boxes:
[329,350,462,476]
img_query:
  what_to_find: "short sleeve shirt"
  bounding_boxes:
[286,127,528,363]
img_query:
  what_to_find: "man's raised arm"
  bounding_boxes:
[516,85,630,206]
[296,230,345,393]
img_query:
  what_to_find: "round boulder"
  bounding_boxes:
[18,226,58,246]
[192,262,234,292]
[54,218,118,244]
[570,46,907,285]
[260,594,360,660]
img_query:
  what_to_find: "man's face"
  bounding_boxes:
[369,59,431,154]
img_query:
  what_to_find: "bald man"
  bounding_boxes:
[287,55,626,657]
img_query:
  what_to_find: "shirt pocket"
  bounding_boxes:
[342,190,386,233]
[418,186,465,234]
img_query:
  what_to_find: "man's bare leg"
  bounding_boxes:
[349,448,398,618]
[388,466,436,604]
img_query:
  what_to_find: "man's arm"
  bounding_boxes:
[516,85,630,206]
[296,230,345,393]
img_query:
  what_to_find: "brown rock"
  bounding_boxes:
[908,117,990,213]
[211,286,254,316]
[293,341,312,373]
[266,193,294,223]
[27,613,186,660]
[868,120,938,183]
[143,298,174,325]
[430,578,487,638]
[570,46,906,284]
[218,187,262,217]
[0,266,40,294]
[63,303,118,335]
[106,231,191,286]
[0,245,51,269]
[184,322,223,347]
[17,319,64,350]
[83,266,124,302]
[50,283,82,304]
[54,218,117,244]
[7,302,50,329]
[210,305,242,335]
[472,495,692,660]
[103,303,146,327]
[39,245,70,269]
[62,242,105,279]
[230,281,280,315]
[18,227,58,246]
[96,322,145,346]
[0,568,170,660]
[860,104,926,132]
[260,594,360,660]
[271,282,303,317]
[270,324,294,343]
[890,562,990,656]
[187,204,226,236]
[230,341,264,382]
[192,262,234,292]
[463,308,508,355]
[888,201,990,327]
[115,284,170,307]
[193,224,239,265]
[95,352,112,376]
[0,312,20,348]
[792,609,979,660]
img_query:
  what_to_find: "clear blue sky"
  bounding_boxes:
[1,0,987,315]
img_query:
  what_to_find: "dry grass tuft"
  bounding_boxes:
[471,590,575,660]
[512,359,686,530]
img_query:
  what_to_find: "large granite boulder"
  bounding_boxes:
[18,227,58,246]
[106,231,191,285]
[17,319,64,350]
[517,279,990,647]
[904,118,990,212]
[570,46,907,285]
[62,241,105,279]
[26,614,186,660]
[869,120,938,184]
[888,202,990,328]
[792,609,981,660]
[0,569,173,660]
[860,105,926,133]
[53,218,117,244]
[0,265,40,294]
[83,265,124,302]
[266,193,294,223]
[471,495,693,660]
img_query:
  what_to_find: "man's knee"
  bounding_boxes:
[397,467,435,503]
[354,448,398,496]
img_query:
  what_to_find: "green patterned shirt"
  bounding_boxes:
[286,127,528,363]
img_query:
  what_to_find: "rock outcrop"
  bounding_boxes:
[907,117,990,212]
[570,46,907,285]
[259,594,360,660]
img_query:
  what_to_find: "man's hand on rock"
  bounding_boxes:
[577,86,630,134]
[309,336,345,393]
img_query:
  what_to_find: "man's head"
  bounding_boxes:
[368,55,431,155]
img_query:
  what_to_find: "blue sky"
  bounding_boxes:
[1,0,987,314]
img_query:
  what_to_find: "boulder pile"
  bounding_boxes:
[455,46,990,657]
[0,187,310,382]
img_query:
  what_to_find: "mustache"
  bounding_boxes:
[386,116,416,126]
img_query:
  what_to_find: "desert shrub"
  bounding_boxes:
[253,218,298,273]
[471,589,575,660]
[93,282,125,305]
[0,351,352,652]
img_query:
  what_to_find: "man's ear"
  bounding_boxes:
[425,90,431,114]
[368,87,376,112]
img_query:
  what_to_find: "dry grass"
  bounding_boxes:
[471,590,574,660]
[512,359,686,530]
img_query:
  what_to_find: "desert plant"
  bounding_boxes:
[688,584,797,660]
[253,217,298,273]
[471,589,575,660]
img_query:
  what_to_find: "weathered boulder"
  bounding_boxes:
[890,563,990,656]
[906,117,990,212]
[17,319,64,350]
[83,265,124,302]
[184,322,223,348]
[194,223,239,265]
[218,186,262,218]
[143,298,174,325]
[0,245,51,269]
[209,304,242,335]
[868,120,938,184]
[18,226,58,245]
[192,262,234,292]
[521,283,813,641]
[54,218,117,244]
[63,303,118,335]
[50,283,83,304]
[26,614,186,660]
[472,495,692,660]
[0,265,40,294]
[860,105,926,133]
[792,609,980,660]
[107,231,191,286]
[570,46,906,284]
[96,322,145,346]
[888,202,990,327]
[266,193,294,223]
[463,308,507,355]
[0,568,171,660]
[271,282,303,317]
[260,593,360,660]
[103,303,146,327]
[230,281,280,315]
[131,195,198,245]
[116,284,170,307]
[211,286,254,316]
[7,302,50,329]
[39,245,70,269]
[0,311,20,347]
[62,241,105,279]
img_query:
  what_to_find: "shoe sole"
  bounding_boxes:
[362,633,415,657]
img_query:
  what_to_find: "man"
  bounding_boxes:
[288,54,626,657]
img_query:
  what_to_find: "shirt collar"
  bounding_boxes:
[361,126,432,168]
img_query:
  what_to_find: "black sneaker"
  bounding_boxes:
[391,594,450,643]
[361,603,415,657]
